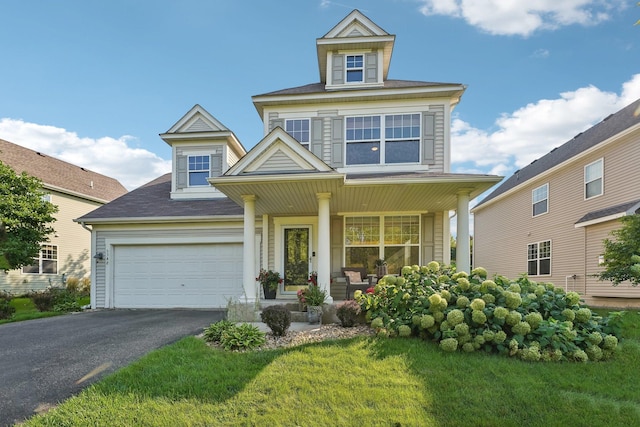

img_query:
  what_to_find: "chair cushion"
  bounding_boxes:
[344,270,364,284]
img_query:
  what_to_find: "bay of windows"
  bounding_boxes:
[346,113,420,165]
[527,241,551,276]
[345,215,419,274]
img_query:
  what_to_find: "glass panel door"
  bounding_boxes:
[283,227,310,292]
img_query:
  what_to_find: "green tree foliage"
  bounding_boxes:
[0,160,58,270]
[598,214,640,286]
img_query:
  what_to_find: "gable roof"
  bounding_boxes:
[0,138,127,203]
[75,173,243,223]
[475,98,640,210]
[575,198,640,227]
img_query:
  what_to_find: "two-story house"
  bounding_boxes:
[0,138,127,294]
[473,98,640,308]
[77,10,501,310]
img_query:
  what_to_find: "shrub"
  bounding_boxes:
[0,297,15,320]
[357,265,621,362]
[336,300,362,327]
[260,305,291,336]
[65,277,80,293]
[203,320,235,343]
[29,287,82,312]
[220,323,266,351]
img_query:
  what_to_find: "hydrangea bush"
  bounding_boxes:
[356,263,620,362]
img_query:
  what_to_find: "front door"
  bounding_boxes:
[283,226,311,293]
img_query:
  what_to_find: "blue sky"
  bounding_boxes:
[0,0,638,191]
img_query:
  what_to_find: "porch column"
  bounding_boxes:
[456,189,471,274]
[242,195,257,302]
[317,192,333,303]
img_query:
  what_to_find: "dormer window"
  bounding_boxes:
[346,55,364,82]
[188,155,210,186]
[285,119,310,149]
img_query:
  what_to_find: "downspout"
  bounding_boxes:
[79,221,92,233]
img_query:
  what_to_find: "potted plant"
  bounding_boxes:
[256,269,282,299]
[375,259,388,279]
[301,283,326,324]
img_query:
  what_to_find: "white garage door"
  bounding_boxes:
[113,243,243,308]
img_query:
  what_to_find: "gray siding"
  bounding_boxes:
[421,214,435,264]
[365,52,377,83]
[331,117,344,167]
[258,150,306,172]
[331,54,344,85]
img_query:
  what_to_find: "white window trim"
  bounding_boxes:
[345,54,364,84]
[584,158,604,200]
[527,240,551,277]
[285,118,311,148]
[532,183,549,217]
[22,244,58,275]
[344,113,422,166]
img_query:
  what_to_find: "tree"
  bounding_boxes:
[0,160,58,270]
[597,214,640,286]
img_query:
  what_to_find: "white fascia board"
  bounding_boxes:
[316,35,395,47]
[473,123,640,213]
[43,183,110,204]
[73,215,244,225]
[574,212,627,228]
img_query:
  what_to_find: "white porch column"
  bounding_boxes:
[456,190,471,274]
[242,195,257,303]
[316,192,333,303]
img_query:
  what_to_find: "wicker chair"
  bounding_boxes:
[341,267,373,299]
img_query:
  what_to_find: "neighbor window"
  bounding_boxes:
[527,240,551,276]
[346,55,364,82]
[346,113,421,165]
[23,244,58,274]
[285,119,310,149]
[188,155,210,186]
[532,183,548,216]
[41,194,52,203]
[345,215,419,274]
[585,159,603,199]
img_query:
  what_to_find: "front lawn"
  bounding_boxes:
[0,296,90,325]
[24,311,640,426]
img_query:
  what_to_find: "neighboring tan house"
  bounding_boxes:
[473,98,640,308]
[0,138,127,294]
[76,10,501,310]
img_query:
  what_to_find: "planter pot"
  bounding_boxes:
[307,305,322,324]
[263,286,277,300]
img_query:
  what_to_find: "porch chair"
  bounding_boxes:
[341,267,373,300]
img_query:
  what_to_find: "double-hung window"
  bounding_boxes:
[23,244,58,274]
[532,183,548,216]
[285,119,310,149]
[346,113,421,165]
[527,241,551,276]
[585,159,603,199]
[188,155,210,186]
[346,55,364,83]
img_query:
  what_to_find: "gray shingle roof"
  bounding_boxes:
[476,98,640,208]
[0,138,127,202]
[76,173,243,222]
[255,79,463,97]
[575,198,640,225]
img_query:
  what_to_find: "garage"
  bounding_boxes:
[112,243,243,308]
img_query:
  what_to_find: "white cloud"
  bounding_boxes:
[0,119,171,190]
[418,0,622,36]
[451,73,640,175]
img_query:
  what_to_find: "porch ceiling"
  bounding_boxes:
[211,172,502,216]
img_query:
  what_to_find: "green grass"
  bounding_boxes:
[24,310,640,426]
[0,296,90,324]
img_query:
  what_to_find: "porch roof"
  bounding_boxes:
[209,171,502,216]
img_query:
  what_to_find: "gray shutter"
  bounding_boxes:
[331,117,343,167]
[311,118,323,157]
[365,52,377,83]
[176,155,188,189]
[270,118,284,132]
[210,153,223,177]
[332,54,344,85]
[422,113,435,165]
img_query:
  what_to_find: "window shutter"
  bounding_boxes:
[422,113,436,165]
[210,153,223,177]
[332,54,344,85]
[270,118,284,132]
[331,117,343,167]
[365,52,377,83]
[311,118,323,158]
[176,155,188,189]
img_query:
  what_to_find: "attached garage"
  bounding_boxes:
[111,243,243,308]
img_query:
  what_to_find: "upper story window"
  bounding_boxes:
[346,55,364,83]
[585,158,603,199]
[527,240,551,276]
[41,194,52,203]
[532,183,548,216]
[23,244,58,274]
[285,119,310,149]
[346,114,420,165]
[188,155,210,186]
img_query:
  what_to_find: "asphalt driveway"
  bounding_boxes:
[0,309,224,426]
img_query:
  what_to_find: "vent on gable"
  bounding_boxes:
[185,117,212,133]
[347,28,364,37]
